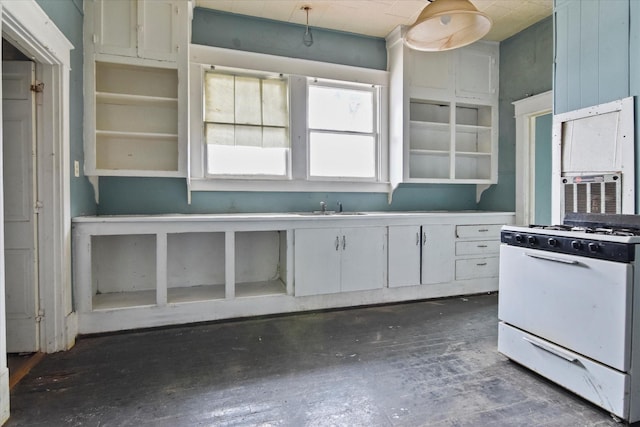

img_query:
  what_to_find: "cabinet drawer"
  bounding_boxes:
[455,240,500,255]
[456,224,502,239]
[455,256,498,280]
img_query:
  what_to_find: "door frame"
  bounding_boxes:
[513,91,552,225]
[0,1,73,423]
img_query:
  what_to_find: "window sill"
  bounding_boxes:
[188,178,391,193]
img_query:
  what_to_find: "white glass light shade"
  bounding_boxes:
[404,0,492,52]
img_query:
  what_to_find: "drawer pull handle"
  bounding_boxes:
[476,262,487,266]
[335,236,340,251]
[477,244,488,248]
[416,232,420,246]
[478,228,489,232]
[523,336,582,365]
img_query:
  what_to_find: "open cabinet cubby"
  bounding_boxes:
[92,62,179,173]
[85,229,290,312]
[408,99,495,182]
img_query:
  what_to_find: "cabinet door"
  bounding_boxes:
[388,226,421,287]
[409,50,453,99]
[294,228,341,296]
[340,227,386,292]
[421,225,454,284]
[456,43,497,100]
[94,0,138,57]
[138,0,181,62]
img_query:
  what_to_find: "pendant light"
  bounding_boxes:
[404,0,492,52]
[302,6,314,47]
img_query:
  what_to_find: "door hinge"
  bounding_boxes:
[35,309,45,323]
[34,200,44,214]
[30,82,44,93]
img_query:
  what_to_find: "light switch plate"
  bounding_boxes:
[74,160,80,177]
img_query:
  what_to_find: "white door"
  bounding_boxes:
[94,0,138,58]
[340,227,386,292]
[2,61,39,353]
[388,225,420,287]
[421,224,454,284]
[294,228,341,296]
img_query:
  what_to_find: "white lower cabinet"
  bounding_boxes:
[294,227,386,296]
[388,225,454,287]
[73,213,513,334]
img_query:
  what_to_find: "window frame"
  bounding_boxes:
[306,78,381,182]
[202,67,292,180]
[188,44,389,193]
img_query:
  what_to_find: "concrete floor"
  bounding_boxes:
[5,294,623,426]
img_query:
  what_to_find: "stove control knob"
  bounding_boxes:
[527,235,537,245]
[514,234,524,243]
[548,238,558,247]
[588,242,599,252]
[571,240,583,250]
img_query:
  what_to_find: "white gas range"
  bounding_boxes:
[498,213,640,422]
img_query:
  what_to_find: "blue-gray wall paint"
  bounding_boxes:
[97,178,477,215]
[478,16,554,212]
[192,8,387,70]
[36,0,97,217]
[534,113,552,225]
[96,9,481,215]
[554,0,629,114]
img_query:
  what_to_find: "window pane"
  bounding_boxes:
[262,79,288,127]
[263,127,288,148]
[204,73,234,123]
[235,76,262,125]
[309,132,375,178]
[207,145,289,176]
[308,85,373,132]
[235,125,262,147]
[205,123,234,146]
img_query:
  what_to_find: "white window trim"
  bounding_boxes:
[189,44,389,193]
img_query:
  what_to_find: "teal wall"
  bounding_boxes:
[554,0,629,114]
[192,8,387,70]
[36,0,97,217]
[96,9,479,215]
[478,17,554,212]
[534,113,553,225]
[554,0,640,212]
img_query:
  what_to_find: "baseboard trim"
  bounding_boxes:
[0,367,9,425]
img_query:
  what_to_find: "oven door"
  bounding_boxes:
[498,244,632,371]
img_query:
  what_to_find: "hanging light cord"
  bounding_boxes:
[302,6,314,46]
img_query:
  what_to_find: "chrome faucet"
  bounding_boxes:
[320,201,326,213]
[337,202,343,213]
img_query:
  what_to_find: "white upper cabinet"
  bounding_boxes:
[387,26,499,187]
[93,0,187,63]
[84,0,192,177]
[456,42,498,101]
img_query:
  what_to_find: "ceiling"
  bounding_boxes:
[195,0,553,42]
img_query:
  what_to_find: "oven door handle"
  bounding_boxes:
[523,336,582,365]
[525,252,581,266]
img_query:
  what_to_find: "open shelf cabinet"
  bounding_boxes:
[407,99,496,183]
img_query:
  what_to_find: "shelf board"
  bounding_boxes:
[455,151,492,157]
[410,120,450,129]
[96,130,179,140]
[236,279,286,298]
[455,124,492,132]
[168,284,225,304]
[410,149,450,156]
[93,289,156,310]
[89,168,185,177]
[96,91,178,107]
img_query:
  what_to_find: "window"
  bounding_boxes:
[189,45,389,192]
[204,70,289,177]
[308,81,378,179]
